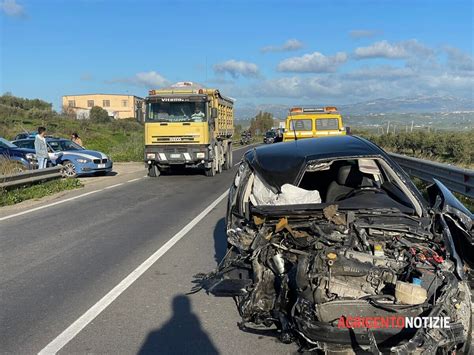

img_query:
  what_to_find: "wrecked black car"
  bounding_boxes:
[197,136,473,353]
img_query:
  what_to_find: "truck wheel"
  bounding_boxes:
[216,145,223,174]
[223,144,233,170]
[205,164,216,177]
[148,165,160,177]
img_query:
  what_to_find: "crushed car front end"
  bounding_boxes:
[196,137,473,353]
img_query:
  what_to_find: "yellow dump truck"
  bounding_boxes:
[144,82,234,177]
[283,107,346,141]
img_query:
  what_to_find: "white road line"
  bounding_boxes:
[0,190,101,222]
[127,177,142,183]
[232,143,257,152]
[38,190,229,355]
[104,183,124,190]
[0,178,143,222]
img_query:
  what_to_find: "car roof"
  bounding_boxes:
[14,137,64,142]
[244,136,388,190]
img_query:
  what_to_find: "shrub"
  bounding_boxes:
[89,106,111,123]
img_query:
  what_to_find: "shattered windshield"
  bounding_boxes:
[146,101,207,123]
[247,158,418,214]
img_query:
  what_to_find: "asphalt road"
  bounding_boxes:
[0,145,298,354]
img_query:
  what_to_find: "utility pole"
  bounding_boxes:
[411,120,414,132]
[386,121,390,134]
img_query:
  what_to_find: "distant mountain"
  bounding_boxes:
[235,95,474,119]
[340,95,474,114]
[235,104,289,120]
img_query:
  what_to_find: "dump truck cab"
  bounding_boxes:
[144,82,234,177]
[283,106,346,141]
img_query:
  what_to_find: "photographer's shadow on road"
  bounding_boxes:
[137,295,218,355]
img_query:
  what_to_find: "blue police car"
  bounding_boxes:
[13,137,113,177]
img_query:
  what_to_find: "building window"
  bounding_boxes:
[103,100,110,107]
[122,100,128,107]
[68,100,75,107]
[87,100,94,107]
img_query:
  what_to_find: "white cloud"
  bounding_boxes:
[107,71,169,88]
[349,30,380,39]
[261,39,304,53]
[251,48,473,102]
[213,60,259,78]
[254,76,347,98]
[277,52,348,73]
[444,47,474,72]
[354,39,434,59]
[343,66,416,80]
[0,0,25,17]
[354,40,407,59]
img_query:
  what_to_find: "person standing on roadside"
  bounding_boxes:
[71,132,83,147]
[34,126,49,169]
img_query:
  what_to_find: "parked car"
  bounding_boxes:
[198,136,473,353]
[13,132,37,140]
[0,137,37,171]
[263,130,277,144]
[13,138,113,177]
[240,131,251,145]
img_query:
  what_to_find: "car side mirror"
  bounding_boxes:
[211,108,218,119]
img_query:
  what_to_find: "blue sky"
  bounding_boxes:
[1,0,473,110]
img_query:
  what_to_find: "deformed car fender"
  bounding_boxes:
[427,179,474,269]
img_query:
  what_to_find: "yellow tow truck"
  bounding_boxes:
[144,82,234,177]
[283,106,347,141]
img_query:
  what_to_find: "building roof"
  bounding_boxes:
[63,93,144,99]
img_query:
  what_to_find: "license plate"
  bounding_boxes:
[98,163,106,168]
[170,154,181,159]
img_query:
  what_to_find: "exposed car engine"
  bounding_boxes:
[196,206,472,353]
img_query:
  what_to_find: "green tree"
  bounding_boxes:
[250,111,274,135]
[89,106,111,123]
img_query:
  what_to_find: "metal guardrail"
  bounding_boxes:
[0,166,63,189]
[388,153,474,198]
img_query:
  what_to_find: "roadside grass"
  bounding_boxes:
[0,158,26,176]
[0,178,83,207]
[0,115,144,162]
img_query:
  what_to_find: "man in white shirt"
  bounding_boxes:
[191,106,205,122]
[34,126,49,169]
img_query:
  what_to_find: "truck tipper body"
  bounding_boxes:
[144,82,234,177]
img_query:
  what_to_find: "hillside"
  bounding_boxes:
[0,94,144,162]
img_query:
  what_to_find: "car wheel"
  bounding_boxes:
[148,165,160,177]
[62,161,77,178]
